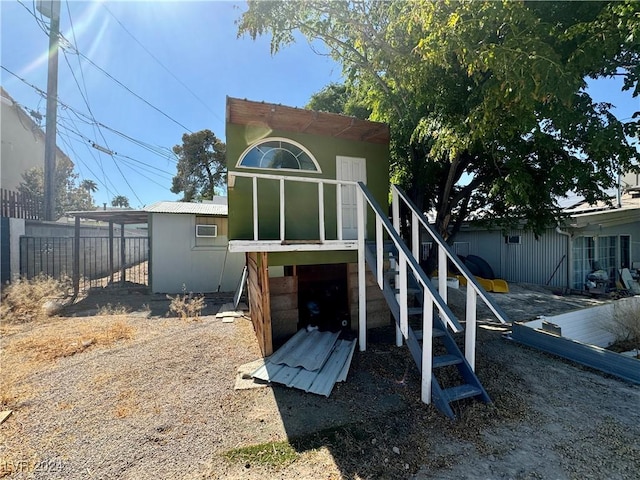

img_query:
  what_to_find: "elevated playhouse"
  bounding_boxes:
[226,97,509,418]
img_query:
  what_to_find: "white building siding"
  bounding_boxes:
[150,213,245,294]
[524,296,640,347]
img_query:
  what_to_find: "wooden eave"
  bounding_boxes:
[226,97,390,145]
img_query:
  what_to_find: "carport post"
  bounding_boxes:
[120,224,125,286]
[108,221,114,284]
[73,216,80,296]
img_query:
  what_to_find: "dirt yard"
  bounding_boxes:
[1,285,639,479]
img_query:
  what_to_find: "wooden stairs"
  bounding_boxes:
[364,240,491,419]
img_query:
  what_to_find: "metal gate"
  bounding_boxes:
[1,217,10,284]
[20,236,149,291]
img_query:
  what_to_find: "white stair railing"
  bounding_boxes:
[390,185,509,369]
[356,182,463,404]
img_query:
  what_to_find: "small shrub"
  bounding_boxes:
[1,274,72,324]
[167,286,206,321]
[604,299,640,357]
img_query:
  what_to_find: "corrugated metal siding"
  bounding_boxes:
[501,229,568,287]
[455,227,569,287]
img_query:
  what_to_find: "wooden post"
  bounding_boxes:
[259,252,273,356]
[438,245,447,304]
[392,188,402,347]
[465,287,477,370]
[247,252,273,356]
[421,289,434,404]
[357,188,367,351]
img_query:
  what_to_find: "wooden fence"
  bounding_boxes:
[1,188,41,220]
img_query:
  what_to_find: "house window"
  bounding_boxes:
[621,235,631,269]
[196,224,217,237]
[572,236,595,289]
[237,138,321,173]
[504,235,521,245]
[195,216,225,246]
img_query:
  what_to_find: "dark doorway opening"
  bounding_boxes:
[297,263,350,333]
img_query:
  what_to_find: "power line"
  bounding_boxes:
[60,2,140,205]
[102,3,223,123]
[3,65,176,204]
[59,35,193,134]
[2,65,178,164]
[15,0,193,134]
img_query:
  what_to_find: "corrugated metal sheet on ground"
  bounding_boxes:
[268,329,340,371]
[251,330,357,397]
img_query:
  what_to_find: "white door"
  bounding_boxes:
[336,156,367,240]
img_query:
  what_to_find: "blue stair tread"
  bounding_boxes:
[442,384,483,403]
[433,354,463,368]
[414,328,446,341]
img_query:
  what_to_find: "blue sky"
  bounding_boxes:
[1,0,340,208]
[1,1,638,209]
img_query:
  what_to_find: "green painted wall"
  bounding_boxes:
[227,123,389,267]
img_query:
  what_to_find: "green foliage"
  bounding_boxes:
[17,156,95,219]
[171,129,226,202]
[239,0,640,240]
[223,441,299,468]
[306,83,371,119]
[111,195,130,208]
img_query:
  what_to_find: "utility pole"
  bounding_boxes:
[39,0,61,221]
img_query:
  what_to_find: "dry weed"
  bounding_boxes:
[167,287,206,321]
[97,303,130,316]
[1,274,72,324]
[603,299,640,356]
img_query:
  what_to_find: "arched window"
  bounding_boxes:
[237,138,321,173]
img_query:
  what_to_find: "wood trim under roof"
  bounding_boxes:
[226,97,390,145]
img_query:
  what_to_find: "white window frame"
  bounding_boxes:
[196,224,218,238]
[236,137,322,174]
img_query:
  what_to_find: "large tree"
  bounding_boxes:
[239,1,639,246]
[171,129,226,202]
[18,157,95,219]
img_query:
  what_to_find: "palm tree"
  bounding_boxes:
[80,179,98,193]
[111,195,130,208]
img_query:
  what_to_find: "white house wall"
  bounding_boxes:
[1,89,70,191]
[150,213,245,294]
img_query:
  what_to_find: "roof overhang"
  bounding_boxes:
[68,209,149,225]
[570,206,640,231]
[226,97,390,145]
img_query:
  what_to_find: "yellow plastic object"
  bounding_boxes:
[475,276,495,292]
[492,279,509,293]
[454,274,468,286]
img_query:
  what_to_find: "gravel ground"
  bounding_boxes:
[1,286,639,479]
